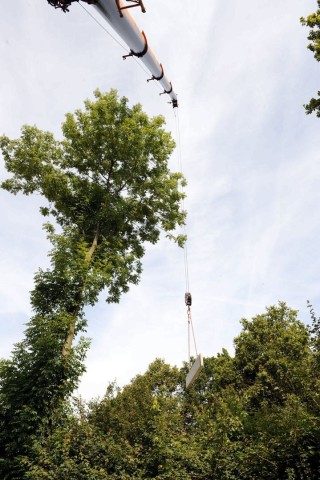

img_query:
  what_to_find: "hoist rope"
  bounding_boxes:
[78,2,127,51]
[174,108,190,293]
[78,2,163,95]
[174,108,199,364]
[188,307,198,359]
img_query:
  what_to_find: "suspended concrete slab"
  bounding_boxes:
[186,353,204,388]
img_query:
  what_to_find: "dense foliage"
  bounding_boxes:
[301,1,320,116]
[11,303,320,480]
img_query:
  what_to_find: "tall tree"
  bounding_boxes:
[301,1,320,116]
[0,89,186,478]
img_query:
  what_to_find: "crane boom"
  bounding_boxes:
[47,0,178,107]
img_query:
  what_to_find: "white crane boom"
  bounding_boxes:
[47,0,178,107]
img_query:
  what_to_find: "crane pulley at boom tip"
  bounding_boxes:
[46,0,178,108]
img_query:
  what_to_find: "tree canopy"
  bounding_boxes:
[16,303,320,480]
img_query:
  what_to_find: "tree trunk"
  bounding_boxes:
[62,227,99,358]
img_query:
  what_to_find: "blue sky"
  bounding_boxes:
[0,0,320,399]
